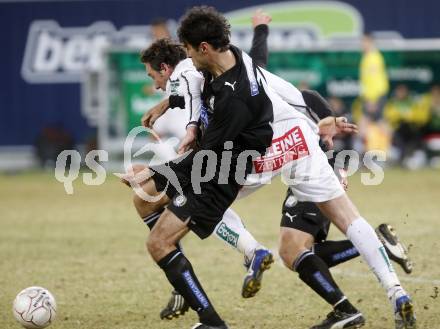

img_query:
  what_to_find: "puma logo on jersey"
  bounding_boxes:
[224,81,237,91]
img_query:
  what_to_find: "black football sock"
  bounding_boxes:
[158,249,224,327]
[142,210,183,253]
[313,240,360,268]
[294,250,353,308]
[333,298,358,314]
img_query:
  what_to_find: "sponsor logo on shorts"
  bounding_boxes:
[253,126,310,173]
[173,195,187,207]
[216,223,239,248]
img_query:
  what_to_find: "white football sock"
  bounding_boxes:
[213,208,262,262]
[346,217,403,299]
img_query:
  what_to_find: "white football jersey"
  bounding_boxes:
[165,58,204,125]
[154,58,204,142]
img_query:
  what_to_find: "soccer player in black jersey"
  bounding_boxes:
[137,6,275,329]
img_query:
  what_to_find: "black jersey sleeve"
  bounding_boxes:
[200,97,253,150]
[301,89,334,119]
[249,24,269,68]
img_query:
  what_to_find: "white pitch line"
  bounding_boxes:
[271,250,440,285]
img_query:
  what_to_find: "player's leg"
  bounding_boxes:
[134,185,192,320]
[284,189,414,273]
[214,208,262,263]
[119,164,168,223]
[279,189,359,268]
[213,208,274,298]
[286,119,415,329]
[279,195,365,329]
[120,165,191,319]
[314,225,413,274]
[147,208,227,329]
[280,189,413,273]
[317,194,416,329]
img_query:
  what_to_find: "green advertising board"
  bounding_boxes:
[268,50,440,99]
[108,49,440,134]
[108,51,164,134]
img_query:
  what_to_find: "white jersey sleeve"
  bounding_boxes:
[165,58,204,128]
[259,67,306,107]
[257,66,326,124]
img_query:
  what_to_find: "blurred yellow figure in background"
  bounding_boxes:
[385,84,429,129]
[360,34,389,107]
[359,33,390,153]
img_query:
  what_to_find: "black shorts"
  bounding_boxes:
[280,189,330,242]
[150,157,240,239]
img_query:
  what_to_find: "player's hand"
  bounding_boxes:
[178,126,197,154]
[116,164,151,187]
[318,116,358,149]
[338,168,349,191]
[142,98,169,128]
[252,9,272,28]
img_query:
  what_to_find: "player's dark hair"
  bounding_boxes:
[140,38,187,71]
[178,6,230,51]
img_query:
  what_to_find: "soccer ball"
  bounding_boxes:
[12,286,57,328]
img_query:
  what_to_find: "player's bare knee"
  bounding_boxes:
[278,245,294,269]
[146,232,165,257]
[279,229,314,270]
[279,242,304,269]
[132,182,168,218]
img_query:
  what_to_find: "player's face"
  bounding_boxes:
[145,63,171,91]
[185,43,206,70]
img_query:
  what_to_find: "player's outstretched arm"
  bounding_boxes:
[141,98,170,128]
[301,89,333,120]
[249,9,271,68]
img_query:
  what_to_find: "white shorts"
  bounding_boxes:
[241,118,344,203]
[153,106,189,140]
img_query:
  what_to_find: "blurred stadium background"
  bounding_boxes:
[1,0,439,328]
